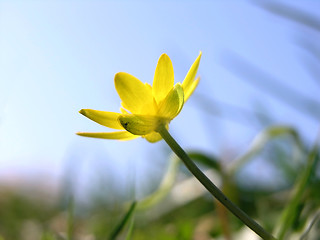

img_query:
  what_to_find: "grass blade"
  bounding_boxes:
[109,201,137,240]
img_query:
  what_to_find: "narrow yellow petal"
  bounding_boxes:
[79,109,123,129]
[157,83,184,119]
[152,54,174,104]
[145,82,152,90]
[182,52,202,95]
[114,72,154,114]
[76,131,138,140]
[143,124,168,142]
[118,114,160,135]
[120,106,129,114]
[184,76,200,102]
[143,131,163,143]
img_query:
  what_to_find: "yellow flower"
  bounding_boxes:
[77,52,202,143]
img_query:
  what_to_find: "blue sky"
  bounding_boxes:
[0,1,319,194]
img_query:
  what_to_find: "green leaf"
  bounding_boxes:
[109,201,137,240]
[125,217,135,240]
[276,138,319,240]
[228,126,304,175]
[187,152,221,172]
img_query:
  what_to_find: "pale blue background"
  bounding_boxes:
[0,0,319,196]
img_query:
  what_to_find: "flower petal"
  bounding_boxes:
[76,131,138,140]
[143,124,169,142]
[115,72,154,114]
[152,54,174,104]
[157,83,184,119]
[184,76,200,102]
[79,109,123,129]
[143,132,163,143]
[118,114,160,135]
[182,52,202,95]
[120,106,129,114]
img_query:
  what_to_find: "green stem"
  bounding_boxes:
[157,125,276,240]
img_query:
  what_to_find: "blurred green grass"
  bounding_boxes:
[0,130,318,240]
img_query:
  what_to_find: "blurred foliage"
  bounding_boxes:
[0,130,318,239]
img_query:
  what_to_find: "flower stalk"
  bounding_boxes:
[157,124,277,240]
